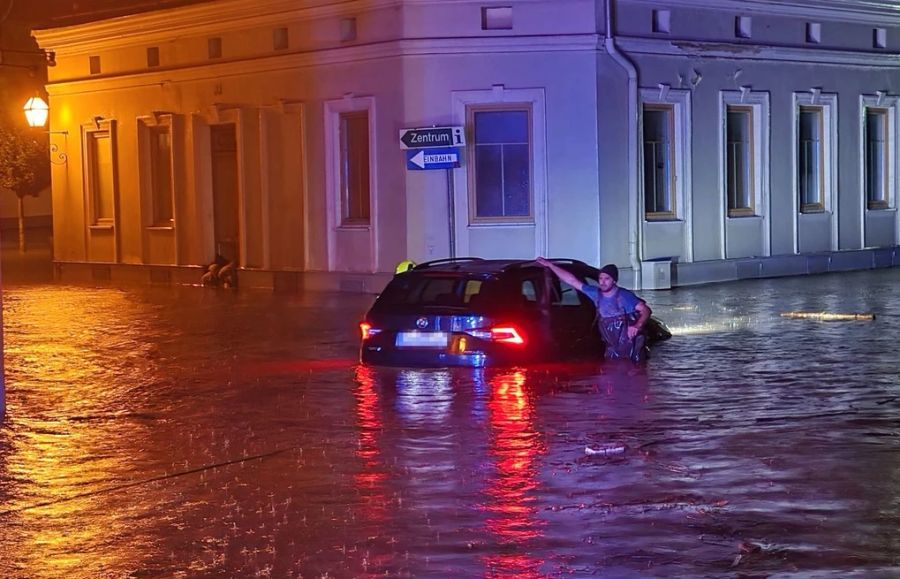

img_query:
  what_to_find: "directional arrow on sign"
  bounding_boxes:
[399,126,465,149]
[409,150,426,169]
[406,147,461,170]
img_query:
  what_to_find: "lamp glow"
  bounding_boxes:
[24,96,49,128]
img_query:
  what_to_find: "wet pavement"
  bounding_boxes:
[0,250,898,578]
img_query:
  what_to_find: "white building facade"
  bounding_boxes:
[33,0,900,291]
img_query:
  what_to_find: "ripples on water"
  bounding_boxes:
[0,270,898,577]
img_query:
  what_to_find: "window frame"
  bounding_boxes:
[862,104,893,211]
[725,105,756,217]
[338,110,371,225]
[797,106,825,212]
[792,92,837,217]
[639,89,690,222]
[324,96,376,231]
[641,104,676,219]
[720,90,769,221]
[450,87,547,258]
[138,114,177,229]
[466,102,534,224]
[82,119,118,228]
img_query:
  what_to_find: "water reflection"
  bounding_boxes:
[1,287,160,579]
[3,270,900,577]
[481,370,546,577]
[394,368,454,424]
[353,365,388,525]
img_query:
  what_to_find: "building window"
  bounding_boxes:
[865,108,890,209]
[339,111,370,224]
[721,91,769,221]
[726,106,754,216]
[208,37,222,59]
[482,6,513,30]
[139,116,177,227]
[149,125,174,225]
[325,97,375,237]
[467,106,532,221]
[340,17,357,42]
[273,27,289,50]
[652,9,671,34]
[84,123,116,226]
[806,22,822,44]
[793,92,837,218]
[735,16,751,39]
[640,87,691,225]
[642,105,675,218]
[798,107,824,211]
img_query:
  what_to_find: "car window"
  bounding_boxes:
[417,278,458,304]
[463,280,483,303]
[521,279,538,302]
[376,274,495,308]
[550,279,583,306]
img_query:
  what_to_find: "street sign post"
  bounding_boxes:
[399,126,466,259]
[399,126,465,149]
[406,147,461,170]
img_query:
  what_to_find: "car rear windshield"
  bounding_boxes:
[374,274,498,308]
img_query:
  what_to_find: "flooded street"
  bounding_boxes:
[0,265,898,577]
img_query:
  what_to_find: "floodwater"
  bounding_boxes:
[0,267,898,578]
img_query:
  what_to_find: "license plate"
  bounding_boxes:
[396,331,449,348]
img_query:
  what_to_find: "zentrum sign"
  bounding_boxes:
[399,126,465,149]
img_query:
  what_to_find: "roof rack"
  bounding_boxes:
[502,259,540,271]
[544,258,589,266]
[504,257,590,271]
[413,257,485,270]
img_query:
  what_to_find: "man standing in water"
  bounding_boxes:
[536,258,652,363]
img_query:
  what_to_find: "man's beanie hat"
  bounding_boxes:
[600,263,619,282]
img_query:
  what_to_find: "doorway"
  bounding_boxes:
[210,124,239,263]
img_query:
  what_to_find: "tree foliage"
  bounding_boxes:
[0,120,50,199]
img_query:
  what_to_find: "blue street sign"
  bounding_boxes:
[406,147,461,170]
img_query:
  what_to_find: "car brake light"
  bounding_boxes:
[465,325,526,345]
[489,326,526,345]
[359,322,381,340]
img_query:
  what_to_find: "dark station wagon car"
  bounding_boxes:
[359,257,670,367]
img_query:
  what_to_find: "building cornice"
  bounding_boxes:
[33,0,401,54]
[43,34,600,96]
[618,35,900,67]
[628,0,900,26]
[42,29,900,97]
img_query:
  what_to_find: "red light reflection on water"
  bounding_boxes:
[352,365,388,524]
[482,370,547,577]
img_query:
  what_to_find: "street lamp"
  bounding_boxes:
[23,96,67,165]
[23,96,49,128]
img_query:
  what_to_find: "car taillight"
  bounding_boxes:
[359,322,381,340]
[467,325,526,345]
[490,326,525,344]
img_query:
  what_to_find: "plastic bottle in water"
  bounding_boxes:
[585,445,626,456]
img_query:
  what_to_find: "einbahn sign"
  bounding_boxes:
[405,147,461,170]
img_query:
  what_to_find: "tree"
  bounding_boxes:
[0,120,50,253]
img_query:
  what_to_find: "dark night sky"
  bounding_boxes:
[0,0,218,109]
[9,0,217,27]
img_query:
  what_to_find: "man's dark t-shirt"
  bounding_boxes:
[582,285,646,360]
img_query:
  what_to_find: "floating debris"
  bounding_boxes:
[780,311,875,321]
[585,445,626,456]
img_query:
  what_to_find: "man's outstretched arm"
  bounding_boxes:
[535,257,585,292]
